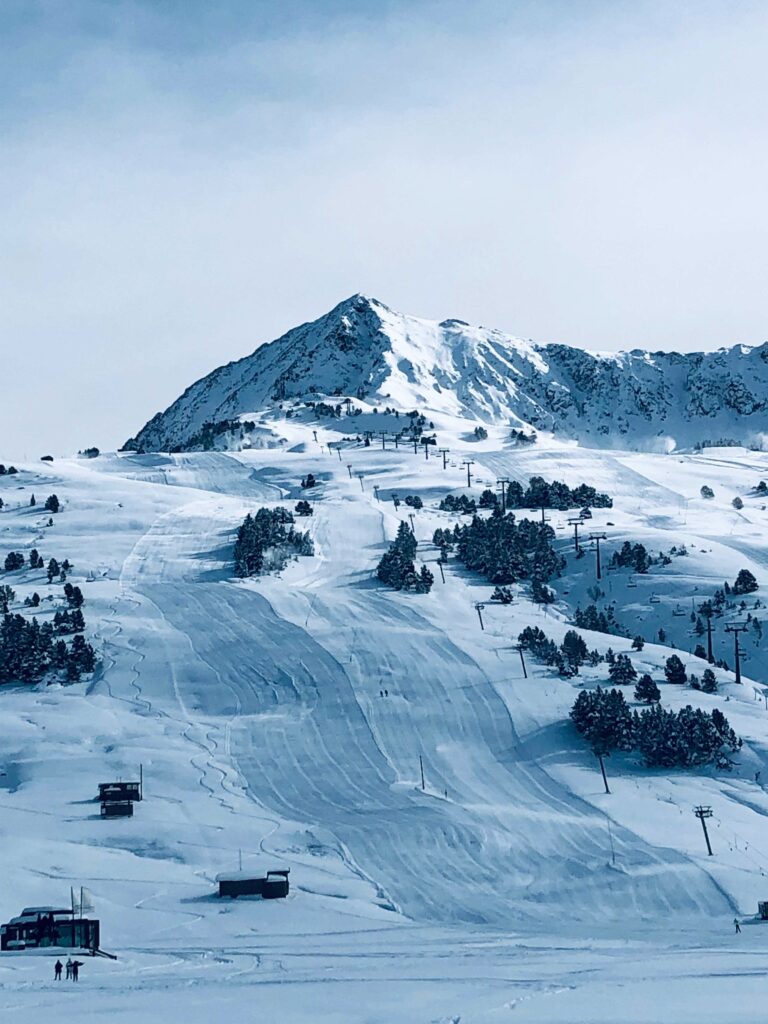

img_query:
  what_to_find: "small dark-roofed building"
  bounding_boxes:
[1,908,100,952]
[98,782,141,803]
[101,800,133,818]
[216,868,289,899]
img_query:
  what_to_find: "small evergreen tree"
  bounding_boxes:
[44,494,60,513]
[664,654,687,685]
[608,653,637,686]
[4,552,25,572]
[733,569,758,595]
[701,668,718,693]
[634,673,661,704]
[561,630,588,672]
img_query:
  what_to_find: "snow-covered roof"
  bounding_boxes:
[19,907,70,916]
[215,868,289,882]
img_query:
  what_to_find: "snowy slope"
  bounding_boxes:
[2,419,768,1020]
[124,294,768,453]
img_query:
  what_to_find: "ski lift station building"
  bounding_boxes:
[216,868,290,899]
[1,907,100,952]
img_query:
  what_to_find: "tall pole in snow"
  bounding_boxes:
[515,644,528,678]
[462,460,474,488]
[706,615,714,664]
[438,448,450,469]
[419,755,425,791]
[595,750,610,794]
[474,602,485,631]
[568,517,582,554]
[590,533,607,580]
[694,805,714,855]
[497,478,509,514]
[725,623,748,684]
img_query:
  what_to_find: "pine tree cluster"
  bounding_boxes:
[573,603,626,636]
[0,614,96,684]
[53,608,86,634]
[571,688,741,769]
[443,511,566,586]
[438,494,477,514]
[234,507,314,577]
[610,541,653,573]
[376,522,434,593]
[505,476,612,511]
[518,625,601,676]
[733,568,758,595]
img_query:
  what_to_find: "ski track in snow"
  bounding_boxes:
[4,440,768,1021]
[114,451,731,928]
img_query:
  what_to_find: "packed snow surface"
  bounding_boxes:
[2,415,768,1021]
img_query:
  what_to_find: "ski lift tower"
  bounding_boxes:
[567,517,583,554]
[725,622,749,685]
[589,532,607,580]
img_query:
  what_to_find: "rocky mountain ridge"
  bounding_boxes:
[124,295,768,452]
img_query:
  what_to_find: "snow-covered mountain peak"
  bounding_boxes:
[124,297,768,453]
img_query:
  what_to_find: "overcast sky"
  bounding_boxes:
[3,0,768,458]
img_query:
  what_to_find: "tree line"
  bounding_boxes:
[570,687,740,770]
[234,507,314,577]
[434,510,565,591]
[377,522,434,593]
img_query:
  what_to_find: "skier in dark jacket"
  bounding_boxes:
[54,960,63,980]
[72,961,80,981]
[734,918,742,934]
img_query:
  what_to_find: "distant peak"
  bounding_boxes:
[332,293,389,316]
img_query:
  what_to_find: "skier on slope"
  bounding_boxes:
[734,918,741,934]
[65,958,73,980]
[54,960,63,981]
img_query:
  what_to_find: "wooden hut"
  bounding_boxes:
[98,781,142,803]
[100,800,133,818]
[216,868,290,900]
[1,908,100,952]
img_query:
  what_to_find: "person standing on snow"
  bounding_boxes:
[734,918,742,934]
[72,961,80,981]
[65,958,73,980]
[54,960,62,980]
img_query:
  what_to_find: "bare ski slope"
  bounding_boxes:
[2,428,768,1020]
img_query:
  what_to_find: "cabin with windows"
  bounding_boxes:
[216,868,290,900]
[101,799,133,818]
[1,908,100,952]
[98,781,142,803]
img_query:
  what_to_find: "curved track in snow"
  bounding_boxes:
[113,451,732,928]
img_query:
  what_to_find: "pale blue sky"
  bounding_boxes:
[2,0,768,456]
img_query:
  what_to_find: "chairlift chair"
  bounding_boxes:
[649,593,661,604]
